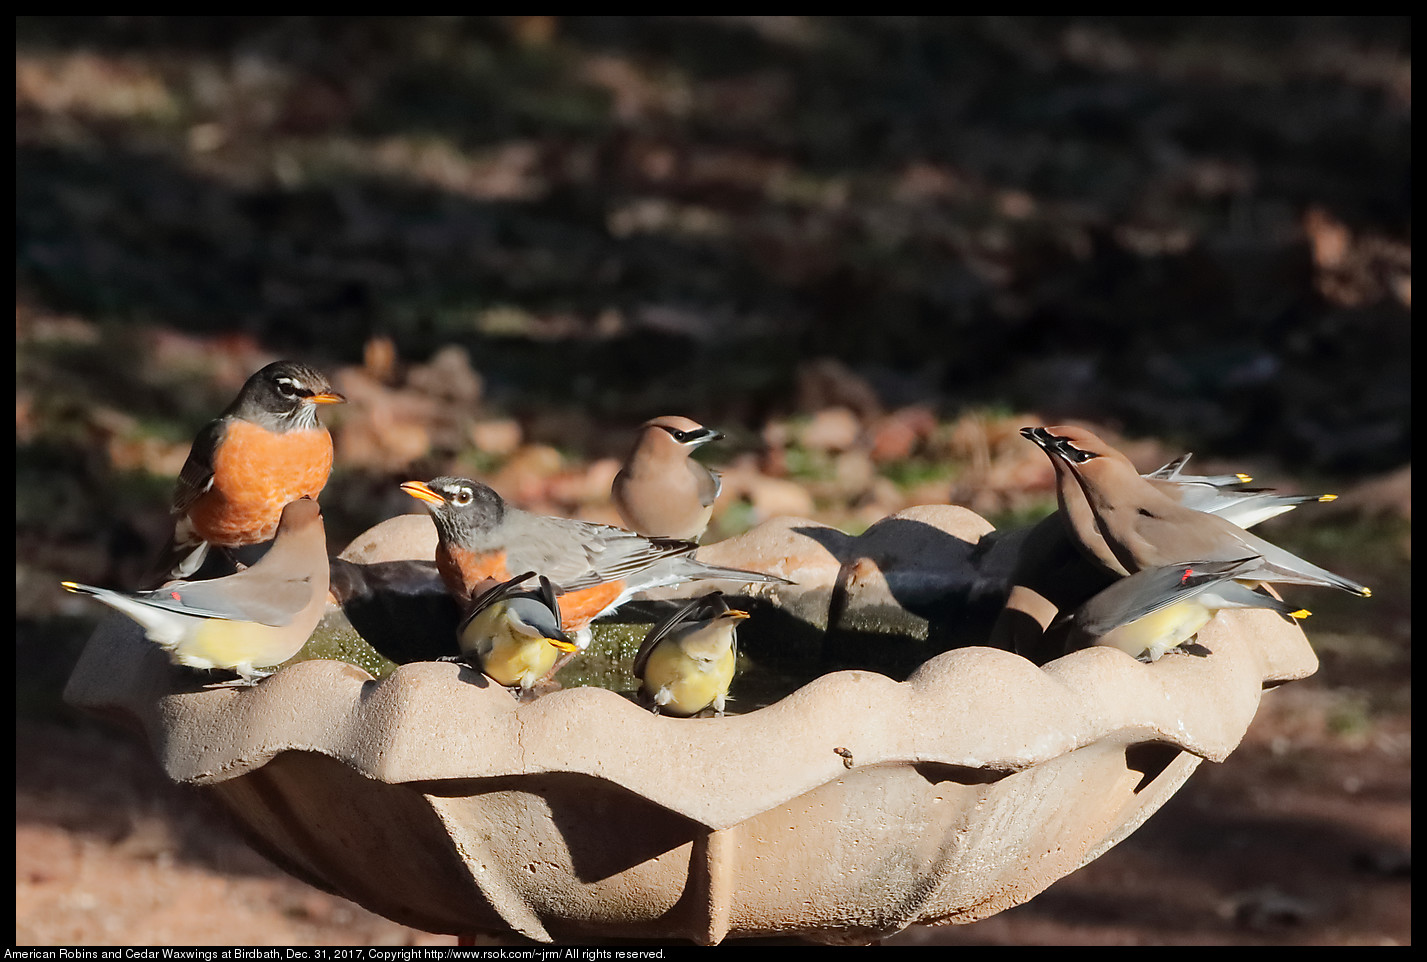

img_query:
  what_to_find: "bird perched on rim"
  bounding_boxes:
[64,498,329,684]
[634,592,749,716]
[612,416,725,541]
[1023,424,1337,576]
[149,360,345,584]
[401,477,790,648]
[1049,557,1311,663]
[1020,425,1370,596]
[455,570,578,693]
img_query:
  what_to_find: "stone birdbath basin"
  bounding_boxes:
[64,506,1319,945]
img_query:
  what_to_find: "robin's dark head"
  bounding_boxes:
[401,477,506,543]
[229,361,346,427]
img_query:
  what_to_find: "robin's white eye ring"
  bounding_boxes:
[454,489,473,505]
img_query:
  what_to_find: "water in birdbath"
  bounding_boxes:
[294,597,958,714]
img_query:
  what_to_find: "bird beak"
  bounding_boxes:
[307,391,347,405]
[400,481,445,505]
[1020,426,1053,450]
[1021,427,1095,464]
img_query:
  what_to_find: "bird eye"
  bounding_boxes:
[454,488,473,506]
[672,430,690,442]
[274,377,303,397]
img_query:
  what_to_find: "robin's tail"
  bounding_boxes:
[670,558,794,586]
[143,533,210,589]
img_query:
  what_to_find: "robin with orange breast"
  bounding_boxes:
[401,477,791,647]
[149,360,345,584]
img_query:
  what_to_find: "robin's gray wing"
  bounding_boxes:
[171,418,225,516]
[509,516,697,591]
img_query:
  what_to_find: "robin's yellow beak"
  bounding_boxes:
[307,391,346,405]
[400,481,445,505]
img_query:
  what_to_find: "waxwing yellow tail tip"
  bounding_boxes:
[549,637,579,653]
[1291,609,1311,620]
[1361,587,1372,598]
[60,581,81,593]
[1236,473,1253,483]
[1319,494,1339,502]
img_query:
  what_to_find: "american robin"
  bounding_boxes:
[400,477,790,645]
[612,416,724,541]
[456,570,578,692]
[1021,426,1370,595]
[150,360,345,584]
[633,592,748,716]
[64,497,329,684]
[1049,558,1310,663]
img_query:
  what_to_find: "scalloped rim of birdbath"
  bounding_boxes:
[62,508,1320,943]
[65,553,1317,835]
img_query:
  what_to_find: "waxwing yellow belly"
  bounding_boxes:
[640,641,736,717]
[461,600,567,690]
[180,618,309,673]
[1096,599,1213,663]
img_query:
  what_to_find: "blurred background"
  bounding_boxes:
[16,16,1409,945]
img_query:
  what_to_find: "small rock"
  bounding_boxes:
[469,418,523,458]
[799,407,863,453]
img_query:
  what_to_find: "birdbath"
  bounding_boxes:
[64,505,1319,945]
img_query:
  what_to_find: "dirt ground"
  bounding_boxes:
[15,672,1409,946]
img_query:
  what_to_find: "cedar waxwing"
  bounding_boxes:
[1145,453,1337,529]
[65,498,329,684]
[457,571,578,691]
[401,477,791,648]
[1021,426,1370,596]
[1051,558,1311,662]
[1024,425,1339,576]
[612,416,724,541]
[150,361,344,584]
[987,511,1117,663]
[633,592,749,717]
